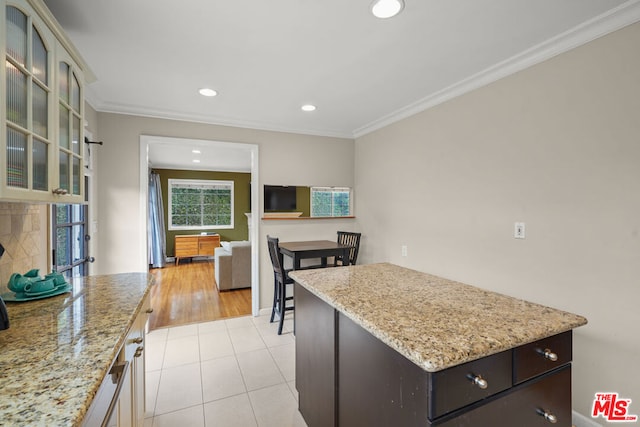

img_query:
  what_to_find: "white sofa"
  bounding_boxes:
[214,241,251,291]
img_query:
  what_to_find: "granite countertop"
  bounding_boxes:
[0,273,153,426]
[289,263,587,372]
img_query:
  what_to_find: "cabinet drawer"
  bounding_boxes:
[514,331,572,384]
[437,364,571,427]
[175,237,199,244]
[429,349,512,419]
[175,245,198,256]
[175,237,199,256]
[198,235,220,244]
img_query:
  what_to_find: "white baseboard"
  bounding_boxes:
[573,410,602,427]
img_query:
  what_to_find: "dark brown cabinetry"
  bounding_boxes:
[295,285,337,427]
[438,365,571,426]
[294,283,574,427]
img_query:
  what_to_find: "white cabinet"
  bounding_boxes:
[114,294,151,427]
[1,0,87,203]
[84,294,151,427]
[132,295,151,427]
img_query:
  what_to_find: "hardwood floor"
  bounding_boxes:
[147,259,252,331]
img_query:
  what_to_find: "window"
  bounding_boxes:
[52,204,88,278]
[168,179,234,230]
[311,187,352,217]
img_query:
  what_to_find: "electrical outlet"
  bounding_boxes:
[401,245,408,257]
[514,222,526,239]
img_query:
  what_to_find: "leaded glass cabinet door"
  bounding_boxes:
[2,3,55,200]
[56,45,84,201]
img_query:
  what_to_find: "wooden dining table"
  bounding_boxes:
[279,240,354,270]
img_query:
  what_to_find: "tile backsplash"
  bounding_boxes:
[0,202,48,292]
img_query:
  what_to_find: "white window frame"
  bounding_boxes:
[168,178,234,230]
[310,186,352,217]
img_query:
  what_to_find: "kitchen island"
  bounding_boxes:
[289,263,587,427]
[0,273,153,426]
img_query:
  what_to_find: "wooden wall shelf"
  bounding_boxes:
[261,216,355,221]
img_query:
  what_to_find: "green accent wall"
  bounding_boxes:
[296,186,311,216]
[156,169,251,256]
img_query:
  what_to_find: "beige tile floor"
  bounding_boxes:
[144,313,307,427]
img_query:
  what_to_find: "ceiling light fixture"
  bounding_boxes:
[198,88,217,97]
[192,159,201,163]
[192,149,201,154]
[371,0,404,18]
[301,104,316,112]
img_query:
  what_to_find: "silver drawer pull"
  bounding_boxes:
[134,346,144,358]
[146,308,154,314]
[537,409,558,423]
[469,374,488,389]
[543,348,558,362]
[132,337,143,344]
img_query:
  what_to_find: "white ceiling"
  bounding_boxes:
[42,0,640,169]
[145,136,254,172]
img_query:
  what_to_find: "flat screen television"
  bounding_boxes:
[264,185,297,211]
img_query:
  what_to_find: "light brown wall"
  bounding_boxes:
[94,113,354,309]
[355,22,640,420]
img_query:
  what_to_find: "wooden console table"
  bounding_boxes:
[174,234,220,265]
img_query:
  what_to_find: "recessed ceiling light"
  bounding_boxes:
[199,88,217,97]
[192,159,201,163]
[192,149,201,154]
[371,0,404,18]
[301,104,316,112]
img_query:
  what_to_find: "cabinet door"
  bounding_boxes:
[2,0,85,203]
[198,235,219,256]
[338,312,430,427]
[294,283,337,427]
[133,295,151,426]
[2,2,55,201]
[55,44,84,202]
[116,363,134,427]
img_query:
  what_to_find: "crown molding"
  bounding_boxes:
[352,0,640,139]
[87,95,353,140]
[84,1,640,141]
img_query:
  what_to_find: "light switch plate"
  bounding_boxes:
[514,222,526,239]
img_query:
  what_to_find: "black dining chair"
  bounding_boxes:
[267,235,294,335]
[335,231,362,266]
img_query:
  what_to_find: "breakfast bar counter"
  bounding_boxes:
[289,263,587,426]
[0,273,153,426]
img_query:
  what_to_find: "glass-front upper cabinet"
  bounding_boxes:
[1,0,85,203]
[57,48,84,198]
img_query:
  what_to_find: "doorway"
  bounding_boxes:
[138,136,260,320]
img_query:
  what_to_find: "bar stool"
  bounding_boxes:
[267,235,294,335]
[335,231,362,266]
